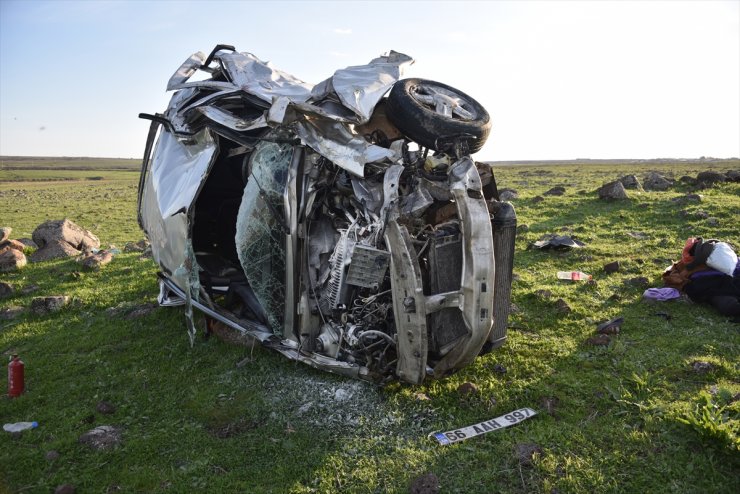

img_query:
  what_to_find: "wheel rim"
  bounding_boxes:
[410,84,478,121]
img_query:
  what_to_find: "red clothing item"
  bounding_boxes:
[682,237,697,264]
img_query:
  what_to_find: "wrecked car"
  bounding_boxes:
[137,45,516,384]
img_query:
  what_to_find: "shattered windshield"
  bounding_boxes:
[235,141,293,333]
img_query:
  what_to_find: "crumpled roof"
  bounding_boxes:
[162,46,414,176]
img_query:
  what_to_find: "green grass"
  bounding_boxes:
[1,160,739,493]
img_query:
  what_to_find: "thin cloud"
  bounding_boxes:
[333,28,352,35]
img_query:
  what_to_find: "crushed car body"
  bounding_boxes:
[137,45,516,384]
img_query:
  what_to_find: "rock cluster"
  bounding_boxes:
[30,219,100,262]
[0,220,123,274]
[597,168,737,200]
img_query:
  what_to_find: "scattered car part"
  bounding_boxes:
[430,407,537,445]
[596,317,624,335]
[532,234,585,250]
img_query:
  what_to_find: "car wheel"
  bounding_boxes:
[386,78,491,154]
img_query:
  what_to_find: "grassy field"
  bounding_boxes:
[1,159,738,493]
[0,156,140,171]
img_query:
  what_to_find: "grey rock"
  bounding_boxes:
[82,250,114,270]
[54,485,76,494]
[555,299,571,313]
[531,195,545,203]
[79,425,122,450]
[692,361,715,373]
[0,239,25,252]
[671,194,702,204]
[726,170,740,182]
[20,284,40,295]
[123,239,150,252]
[643,172,673,191]
[0,247,27,272]
[0,306,26,320]
[457,382,480,396]
[696,171,725,187]
[31,296,70,315]
[0,227,11,242]
[603,261,620,274]
[96,401,116,415]
[0,282,13,299]
[16,238,38,249]
[694,210,710,219]
[29,241,81,262]
[619,175,642,190]
[498,188,518,201]
[597,180,628,200]
[544,186,566,196]
[624,277,650,287]
[30,219,100,263]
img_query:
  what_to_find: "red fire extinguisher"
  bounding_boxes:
[8,354,24,398]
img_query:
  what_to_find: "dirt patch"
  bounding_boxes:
[409,473,439,494]
[79,425,122,450]
[207,418,262,439]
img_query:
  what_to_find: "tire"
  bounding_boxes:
[386,78,491,154]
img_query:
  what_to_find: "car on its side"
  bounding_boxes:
[137,45,516,384]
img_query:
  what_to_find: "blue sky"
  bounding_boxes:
[1,0,738,161]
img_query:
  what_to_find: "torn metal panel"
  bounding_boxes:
[196,106,267,132]
[164,87,199,133]
[385,220,428,384]
[318,51,414,124]
[432,160,495,376]
[167,80,238,92]
[379,164,404,224]
[167,51,206,90]
[351,177,383,215]
[139,178,188,290]
[292,119,397,177]
[400,183,434,217]
[218,51,314,103]
[179,88,244,115]
[149,129,217,218]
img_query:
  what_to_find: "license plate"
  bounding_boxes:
[430,407,537,445]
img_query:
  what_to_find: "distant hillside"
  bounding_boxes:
[0,156,141,171]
